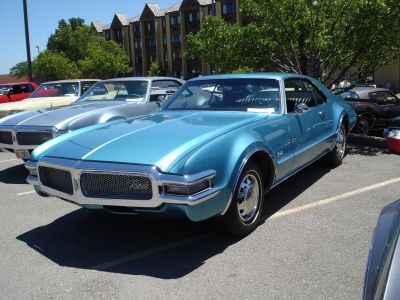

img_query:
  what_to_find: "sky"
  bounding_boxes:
[0,0,178,75]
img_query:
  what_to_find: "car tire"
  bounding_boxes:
[326,123,347,167]
[221,161,264,237]
[355,118,369,135]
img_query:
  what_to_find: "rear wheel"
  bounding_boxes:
[326,123,346,167]
[355,118,369,135]
[222,162,264,237]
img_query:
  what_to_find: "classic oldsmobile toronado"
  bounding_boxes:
[26,74,356,236]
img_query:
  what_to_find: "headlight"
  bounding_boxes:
[163,179,212,196]
[8,110,23,115]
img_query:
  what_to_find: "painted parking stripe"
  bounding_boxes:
[0,158,18,163]
[270,177,400,220]
[16,190,35,196]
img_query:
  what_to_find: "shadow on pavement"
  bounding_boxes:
[346,143,390,157]
[16,161,331,278]
[0,163,28,184]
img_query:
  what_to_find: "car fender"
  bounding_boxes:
[168,128,276,217]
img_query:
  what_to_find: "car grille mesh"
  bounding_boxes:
[39,166,73,195]
[0,131,12,145]
[17,132,53,145]
[81,173,152,200]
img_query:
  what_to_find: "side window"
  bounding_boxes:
[80,81,97,95]
[307,81,327,104]
[11,85,23,94]
[149,93,167,102]
[285,79,318,113]
[28,84,36,92]
[19,84,30,93]
[152,80,181,90]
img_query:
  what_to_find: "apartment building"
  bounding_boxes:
[91,0,241,79]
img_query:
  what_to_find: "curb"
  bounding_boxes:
[347,134,387,149]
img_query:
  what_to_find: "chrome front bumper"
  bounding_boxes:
[26,157,221,208]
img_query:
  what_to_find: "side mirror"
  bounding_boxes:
[294,102,309,114]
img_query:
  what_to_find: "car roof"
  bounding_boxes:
[188,72,311,81]
[101,77,184,83]
[350,87,391,93]
[44,79,101,84]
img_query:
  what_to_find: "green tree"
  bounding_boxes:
[35,51,81,81]
[9,17,132,81]
[9,61,29,78]
[79,39,132,78]
[186,0,400,84]
[147,59,163,76]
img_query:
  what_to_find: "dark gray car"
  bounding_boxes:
[363,199,400,300]
[0,77,184,160]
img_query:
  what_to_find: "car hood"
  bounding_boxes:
[0,96,77,110]
[41,111,268,172]
[0,101,128,130]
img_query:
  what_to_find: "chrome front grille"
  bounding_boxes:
[0,131,12,145]
[39,166,73,195]
[17,132,53,145]
[81,173,152,200]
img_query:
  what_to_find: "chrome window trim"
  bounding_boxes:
[29,157,220,208]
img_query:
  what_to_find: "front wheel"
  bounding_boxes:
[326,123,347,167]
[221,162,264,237]
[355,118,369,135]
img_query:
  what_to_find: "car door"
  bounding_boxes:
[9,85,25,101]
[284,78,332,170]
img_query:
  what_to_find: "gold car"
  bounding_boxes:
[0,79,99,118]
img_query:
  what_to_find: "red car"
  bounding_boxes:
[0,82,38,104]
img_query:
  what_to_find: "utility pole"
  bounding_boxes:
[23,0,33,81]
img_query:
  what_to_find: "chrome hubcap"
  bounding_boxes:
[237,173,260,223]
[336,127,346,159]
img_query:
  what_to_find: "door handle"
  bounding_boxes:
[319,111,325,119]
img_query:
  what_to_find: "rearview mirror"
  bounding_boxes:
[294,103,309,114]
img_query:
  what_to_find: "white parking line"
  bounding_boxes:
[0,158,18,164]
[270,177,400,220]
[16,190,35,196]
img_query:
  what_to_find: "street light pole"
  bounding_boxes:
[23,0,33,81]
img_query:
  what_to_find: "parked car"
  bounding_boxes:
[0,79,99,118]
[337,87,400,135]
[363,199,400,300]
[0,77,184,160]
[0,82,38,103]
[26,73,356,236]
[383,116,400,137]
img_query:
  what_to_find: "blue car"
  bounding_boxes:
[26,73,356,236]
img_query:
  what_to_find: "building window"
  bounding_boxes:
[105,31,111,40]
[134,41,142,49]
[147,22,155,31]
[170,15,181,26]
[133,24,140,33]
[208,6,215,16]
[163,36,167,46]
[171,34,181,44]
[135,56,142,64]
[188,12,200,23]
[222,3,236,15]
[162,19,166,29]
[148,38,156,48]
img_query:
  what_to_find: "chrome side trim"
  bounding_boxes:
[221,147,273,215]
[29,157,220,208]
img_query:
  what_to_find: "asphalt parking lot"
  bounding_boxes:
[0,140,399,300]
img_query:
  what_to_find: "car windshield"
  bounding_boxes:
[0,85,11,95]
[30,82,79,98]
[76,81,149,102]
[163,79,281,113]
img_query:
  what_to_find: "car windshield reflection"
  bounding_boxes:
[30,82,79,98]
[163,79,281,113]
[77,81,149,102]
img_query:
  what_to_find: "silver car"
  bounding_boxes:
[0,77,184,160]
